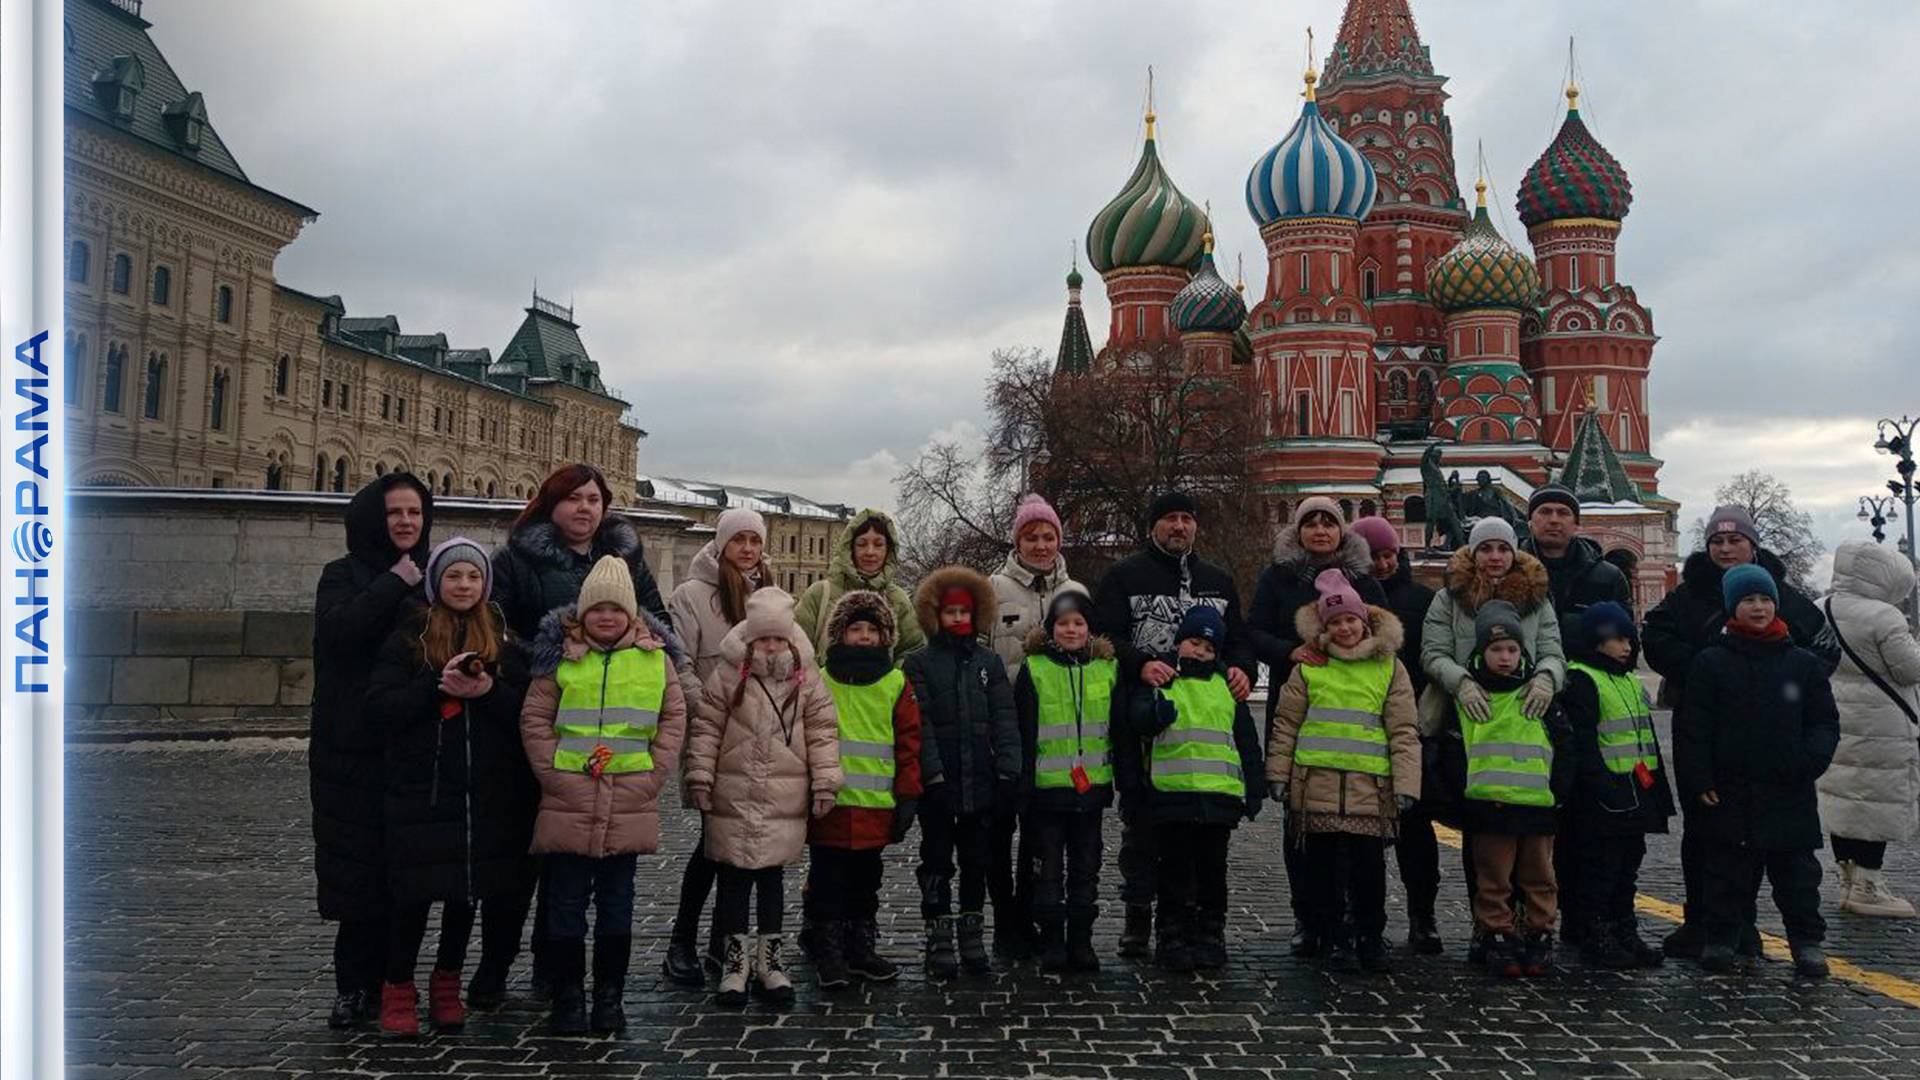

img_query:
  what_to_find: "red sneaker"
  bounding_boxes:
[378,982,419,1037]
[428,968,466,1031]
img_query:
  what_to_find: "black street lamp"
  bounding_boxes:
[1873,415,1920,623]
[1858,494,1897,544]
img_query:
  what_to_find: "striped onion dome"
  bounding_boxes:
[1429,182,1541,312]
[1085,112,1209,273]
[1171,236,1247,333]
[1246,71,1377,226]
[1516,85,1632,228]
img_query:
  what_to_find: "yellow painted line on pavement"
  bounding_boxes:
[1430,823,1920,1010]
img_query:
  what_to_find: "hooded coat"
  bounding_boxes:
[365,605,535,904]
[1520,534,1635,653]
[902,566,1021,815]
[988,550,1079,680]
[1816,541,1920,843]
[492,515,671,646]
[1642,547,1832,718]
[669,538,774,685]
[310,472,432,921]
[1418,546,1566,736]
[1561,641,1675,837]
[520,606,690,858]
[1248,529,1388,721]
[1266,604,1421,836]
[1014,627,1120,814]
[794,508,926,664]
[685,622,841,869]
[810,592,925,850]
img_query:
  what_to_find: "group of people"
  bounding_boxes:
[310,461,1920,1040]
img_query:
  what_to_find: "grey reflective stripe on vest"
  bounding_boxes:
[1466,742,1551,762]
[1162,727,1236,748]
[1600,744,1649,761]
[1154,757,1242,777]
[1303,706,1386,731]
[556,707,660,729]
[840,772,895,792]
[1468,768,1552,790]
[839,738,896,761]
[1296,735,1389,758]
[1038,753,1111,773]
[1036,723,1087,741]
[556,734,651,755]
[1597,716,1647,735]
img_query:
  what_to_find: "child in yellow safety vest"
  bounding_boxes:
[521,555,689,1037]
[1455,599,1574,978]
[1560,601,1674,970]
[801,590,924,991]
[1128,605,1266,974]
[1013,587,1119,973]
[1266,569,1421,975]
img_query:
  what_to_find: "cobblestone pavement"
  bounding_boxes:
[67,733,1920,1079]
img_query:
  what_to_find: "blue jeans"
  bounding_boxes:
[546,853,637,941]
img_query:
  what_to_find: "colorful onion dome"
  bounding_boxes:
[1430,180,1541,312]
[1066,263,1084,290]
[1516,84,1632,228]
[1085,110,1209,274]
[1171,233,1247,334]
[1246,69,1377,226]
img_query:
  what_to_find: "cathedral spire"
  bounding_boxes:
[1324,0,1433,86]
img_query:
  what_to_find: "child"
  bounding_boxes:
[1561,601,1674,969]
[685,588,840,1007]
[520,555,688,1036]
[1457,600,1573,977]
[1679,564,1839,979]
[903,567,1021,978]
[803,590,924,989]
[1014,587,1118,972]
[1266,570,1420,974]
[365,537,531,1037]
[1132,605,1265,973]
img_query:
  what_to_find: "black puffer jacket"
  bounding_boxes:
[1677,629,1839,851]
[365,609,537,905]
[1521,535,1633,654]
[1247,530,1387,720]
[310,473,432,922]
[1561,645,1675,837]
[902,567,1021,815]
[491,517,671,645]
[1122,661,1266,827]
[1643,548,1833,720]
[1377,557,1435,699]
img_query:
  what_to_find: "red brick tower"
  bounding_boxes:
[1317,0,1467,431]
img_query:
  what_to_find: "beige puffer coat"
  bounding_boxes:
[1266,603,1421,835]
[684,624,841,869]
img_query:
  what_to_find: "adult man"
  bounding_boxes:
[1091,492,1256,958]
[1642,504,1834,957]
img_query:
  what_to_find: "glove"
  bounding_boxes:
[1522,674,1556,719]
[1454,680,1490,723]
[889,799,919,844]
[687,784,713,812]
[994,776,1025,819]
[1396,794,1416,814]
[811,791,837,819]
[391,555,423,587]
[1269,782,1290,804]
[1149,694,1179,735]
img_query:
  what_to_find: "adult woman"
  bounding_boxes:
[1817,540,1920,917]
[795,508,924,663]
[662,508,775,985]
[988,494,1079,678]
[311,472,432,1030]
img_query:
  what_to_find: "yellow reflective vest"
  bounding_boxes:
[552,646,667,774]
[1151,675,1243,796]
[823,669,905,809]
[1295,654,1395,777]
[1028,655,1116,790]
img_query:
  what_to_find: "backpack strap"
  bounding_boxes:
[1825,597,1918,728]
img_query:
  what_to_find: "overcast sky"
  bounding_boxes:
[152,0,1920,575]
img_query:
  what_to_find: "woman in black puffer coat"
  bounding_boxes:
[311,472,432,1029]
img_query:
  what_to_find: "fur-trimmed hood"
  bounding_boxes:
[826,589,897,648]
[1444,545,1551,615]
[528,602,685,677]
[1271,527,1374,581]
[510,514,641,568]
[1292,602,1405,661]
[1021,625,1116,660]
[914,565,998,637]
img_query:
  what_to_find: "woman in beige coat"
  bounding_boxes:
[684,588,840,1006]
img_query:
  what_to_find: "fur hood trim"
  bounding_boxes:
[528,603,685,677]
[1272,526,1374,580]
[1444,545,1551,615]
[1021,625,1116,660]
[510,515,641,567]
[1292,602,1405,661]
[825,589,897,647]
[913,565,998,636]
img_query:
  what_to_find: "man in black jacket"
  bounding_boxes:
[1642,504,1835,957]
[1090,492,1256,958]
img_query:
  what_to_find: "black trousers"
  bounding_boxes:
[672,818,720,939]
[1118,797,1158,906]
[989,810,1036,928]
[1394,808,1441,921]
[716,864,785,935]
[1299,832,1388,940]
[1578,833,1647,926]
[918,804,993,918]
[1030,810,1103,922]
[1703,844,1824,948]
[385,900,475,983]
[1555,815,1587,934]
[1154,821,1230,917]
[807,845,884,921]
[471,862,537,981]
[1679,811,1706,923]
[333,916,385,996]
[1280,814,1309,923]
[1832,834,1888,870]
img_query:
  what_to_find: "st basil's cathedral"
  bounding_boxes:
[1054,0,1679,605]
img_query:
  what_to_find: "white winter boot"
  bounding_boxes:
[715,933,751,1007]
[1844,867,1917,918]
[1837,859,1857,896]
[753,933,795,1005]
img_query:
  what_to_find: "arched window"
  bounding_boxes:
[67,240,90,284]
[440,472,453,495]
[1388,370,1409,402]
[275,355,290,396]
[1359,499,1377,518]
[103,345,126,412]
[1568,258,1580,292]
[314,453,329,492]
[151,265,171,306]
[142,352,166,420]
[1363,268,1377,300]
[332,456,348,493]
[425,469,437,490]
[216,285,233,324]
[265,459,284,491]
[486,481,496,497]
[1295,393,1311,436]
[110,253,131,294]
[209,370,228,431]
[1403,495,1427,523]
[374,461,387,477]
[1417,370,1435,406]
[64,333,86,405]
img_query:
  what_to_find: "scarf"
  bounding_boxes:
[825,643,894,684]
[1725,615,1790,643]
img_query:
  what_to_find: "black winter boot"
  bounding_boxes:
[1038,920,1070,973]
[1119,903,1153,959]
[1467,928,1489,967]
[1192,910,1228,971]
[993,903,1036,960]
[662,918,705,988]
[813,920,851,990]
[845,917,899,982]
[1067,914,1101,973]
[1356,935,1393,973]
[1521,931,1554,976]
[1484,933,1523,978]
[465,960,508,1011]
[1662,921,1705,959]
[546,938,589,1036]
[590,934,630,1036]
[1321,929,1358,973]
[924,917,959,980]
[1579,920,1636,970]
[328,989,371,1030]
[1791,943,1830,980]
[1289,926,1322,959]
[1616,916,1664,967]
[957,911,991,973]
[1405,913,1443,956]
[1154,906,1195,973]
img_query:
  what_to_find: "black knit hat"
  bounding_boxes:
[1145,491,1197,528]
[1528,483,1580,522]
[1473,600,1527,655]
[1043,587,1092,634]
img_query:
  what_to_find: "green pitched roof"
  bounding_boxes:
[495,294,607,394]
[1561,405,1641,505]
[1055,286,1094,376]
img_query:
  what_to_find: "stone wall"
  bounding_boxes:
[66,488,706,737]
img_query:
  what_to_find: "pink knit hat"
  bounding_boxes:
[1314,567,1367,625]
[1351,516,1399,555]
[1011,493,1062,542]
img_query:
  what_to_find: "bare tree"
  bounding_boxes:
[1687,469,1825,591]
